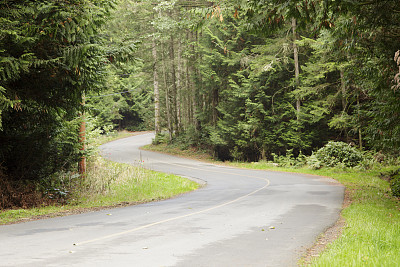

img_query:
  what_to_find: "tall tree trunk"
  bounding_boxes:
[292,18,301,121]
[162,42,173,141]
[186,44,192,126]
[169,34,179,135]
[152,36,161,135]
[189,30,198,130]
[340,69,349,142]
[212,87,218,125]
[79,95,86,176]
[176,35,183,132]
[194,31,201,130]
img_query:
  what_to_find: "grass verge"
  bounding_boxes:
[0,132,199,225]
[144,145,400,266]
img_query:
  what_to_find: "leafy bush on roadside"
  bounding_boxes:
[306,154,323,169]
[272,150,307,168]
[313,141,363,168]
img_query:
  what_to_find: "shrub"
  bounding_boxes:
[306,154,323,170]
[272,150,307,168]
[152,132,169,145]
[314,141,364,168]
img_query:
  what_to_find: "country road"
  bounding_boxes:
[0,132,344,267]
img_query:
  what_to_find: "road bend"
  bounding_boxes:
[0,132,344,266]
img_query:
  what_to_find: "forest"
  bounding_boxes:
[1,0,400,205]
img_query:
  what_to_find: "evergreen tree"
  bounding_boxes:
[0,0,116,181]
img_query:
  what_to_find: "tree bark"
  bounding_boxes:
[340,69,350,142]
[79,95,86,176]
[169,34,179,135]
[189,30,198,130]
[186,34,192,126]
[176,34,183,132]
[212,88,218,126]
[152,36,161,135]
[292,18,301,121]
[162,42,173,141]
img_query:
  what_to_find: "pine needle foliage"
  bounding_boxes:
[0,0,117,182]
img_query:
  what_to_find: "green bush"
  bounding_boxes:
[390,173,400,197]
[152,132,169,145]
[272,150,307,168]
[306,154,323,169]
[314,141,364,168]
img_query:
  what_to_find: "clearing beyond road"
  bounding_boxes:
[0,132,344,266]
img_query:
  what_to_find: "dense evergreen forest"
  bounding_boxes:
[1,0,400,198]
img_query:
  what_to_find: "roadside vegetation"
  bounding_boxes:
[1,0,399,264]
[0,132,198,225]
[145,140,400,266]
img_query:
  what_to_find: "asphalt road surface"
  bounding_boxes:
[0,133,344,267]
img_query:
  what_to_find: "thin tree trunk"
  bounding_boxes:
[162,42,173,141]
[189,30,198,130]
[212,88,218,125]
[340,69,349,142]
[292,18,301,121]
[194,31,201,130]
[152,36,161,135]
[186,46,192,126]
[169,35,179,135]
[186,43,193,126]
[79,95,86,176]
[176,35,183,132]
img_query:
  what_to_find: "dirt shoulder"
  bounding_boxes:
[300,189,351,265]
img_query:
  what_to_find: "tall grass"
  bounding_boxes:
[0,132,199,225]
[73,156,199,207]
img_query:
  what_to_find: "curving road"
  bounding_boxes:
[0,133,344,266]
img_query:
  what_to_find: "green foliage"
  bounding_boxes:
[0,107,81,181]
[191,14,337,161]
[152,132,170,145]
[272,150,307,168]
[85,0,152,132]
[314,141,364,168]
[0,0,117,182]
[306,154,322,170]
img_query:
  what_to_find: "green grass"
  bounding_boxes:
[0,132,199,225]
[73,156,199,208]
[0,206,74,225]
[144,145,400,266]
